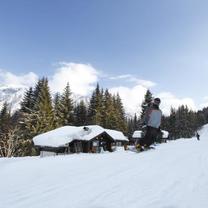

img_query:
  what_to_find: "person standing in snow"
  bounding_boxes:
[137,98,162,151]
[196,132,200,141]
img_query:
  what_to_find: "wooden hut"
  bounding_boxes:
[132,130,143,145]
[33,125,128,156]
[105,128,128,150]
[132,129,169,145]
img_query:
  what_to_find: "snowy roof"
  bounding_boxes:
[132,130,143,138]
[33,125,128,147]
[132,130,169,139]
[105,129,128,141]
[33,126,83,147]
[161,130,169,138]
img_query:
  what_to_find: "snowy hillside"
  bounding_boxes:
[1,125,208,208]
[0,86,26,113]
[0,85,88,113]
[0,84,91,113]
[0,85,134,117]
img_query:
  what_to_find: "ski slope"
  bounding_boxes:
[1,125,208,208]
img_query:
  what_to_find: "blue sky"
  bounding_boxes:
[0,0,208,114]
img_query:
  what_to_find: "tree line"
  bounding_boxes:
[127,90,208,139]
[0,78,208,157]
[0,78,127,157]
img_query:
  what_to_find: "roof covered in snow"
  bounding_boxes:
[132,130,143,138]
[132,130,169,139]
[33,125,128,147]
[161,130,169,138]
[105,129,128,141]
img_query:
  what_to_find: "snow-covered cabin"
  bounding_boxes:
[105,129,128,146]
[131,129,169,144]
[131,130,144,145]
[33,125,128,156]
[132,130,143,139]
[160,130,169,142]
[161,130,169,139]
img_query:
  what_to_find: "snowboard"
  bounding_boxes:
[128,146,155,153]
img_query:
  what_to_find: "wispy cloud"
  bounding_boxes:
[109,74,133,80]
[136,79,156,88]
[109,74,156,88]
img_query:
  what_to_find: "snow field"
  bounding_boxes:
[1,125,208,208]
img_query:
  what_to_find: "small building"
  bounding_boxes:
[132,130,143,139]
[161,130,169,142]
[132,129,169,144]
[155,130,170,143]
[105,128,129,150]
[33,125,128,156]
[132,130,144,145]
[105,128,128,146]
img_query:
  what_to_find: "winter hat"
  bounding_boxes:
[153,98,161,105]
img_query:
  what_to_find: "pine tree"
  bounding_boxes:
[196,111,206,128]
[161,115,170,133]
[88,83,103,125]
[113,93,127,133]
[54,92,61,109]
[140,89,153,123]
[12,78,48,156]
[57,83,74,126]
[53,92,62,127]
[167,107,177,139]
[201,107,208,123]
[133,113,139,131]
[127,114,139,138]
[22,78,56,136]
[20,87,34,113]
[74,100,88,126]
[33,78,45,110]
[0,102,11,133]
[127,117,134,138]
[102,89,117,129]
[35,78,56,132]
[162,105,200,139]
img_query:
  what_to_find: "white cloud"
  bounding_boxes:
[0,69,38,88]
[157,92,197,116]
[109,85,147,116]
[49,62,100,96]
[109,86,197,117]
[109,74,156,88]
[0,65,199,117]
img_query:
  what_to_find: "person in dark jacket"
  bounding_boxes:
[196,132,200,141]
[137,98,162,151]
